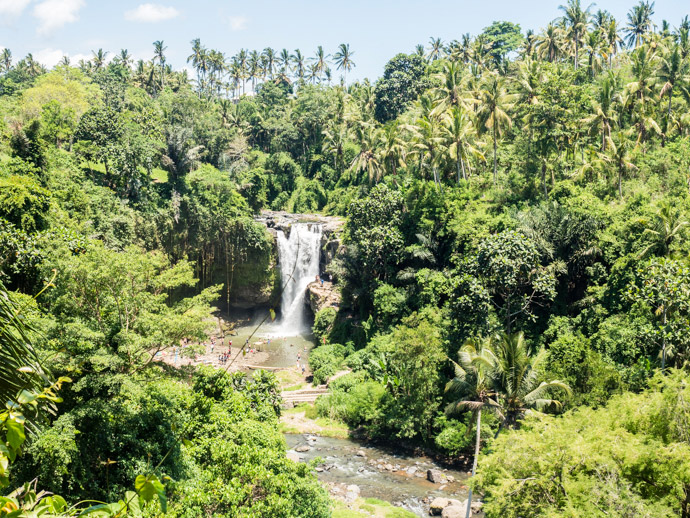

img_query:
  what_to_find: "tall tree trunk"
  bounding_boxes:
[493,130,498,185]
[618,167,623,199]
[465,409,482,518]
[542,162,548,197]
[662,308,667,370]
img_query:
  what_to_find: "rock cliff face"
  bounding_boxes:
[306,281,341,314]
[256,210,345,275]
[256,210,345,315]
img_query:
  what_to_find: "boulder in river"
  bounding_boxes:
[427,469,448,484]
[406,466,418,475]
[286,452,301,463]
[295,445,311,452]
[356,449,367,457]
[442,502,468,518]
[429,497,449,515]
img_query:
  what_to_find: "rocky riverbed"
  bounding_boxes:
[285,434,483,517]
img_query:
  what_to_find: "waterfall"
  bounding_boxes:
[274,222,322,336]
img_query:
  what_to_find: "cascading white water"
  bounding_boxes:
[274,222,322,336]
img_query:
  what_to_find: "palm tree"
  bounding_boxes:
[585,30,604,78]
[427,37,445,62]
[592,8,613,33]
[583,73,619,151]
[118,49,132,69]
[1,48,13,73]
[536,23,563,63]
[638,202,688,258]
[521,29,538,59]
[248,50,261,92]
[91,48,108,71]
[626,45,661,146]
[604,18,624,67]
[349,122,383,183]
[657,44,689,139]
[379,121,406,177]
[292,49,306,82]
[446,333,570,518]
[153,40,167,92]
[443,104,483,183]
[278,48,291,81]
[559,0,592,70]
[58,55,70,67]
[236,49,248,94]
[306,63,320,84]
[477,73,513,184]
[406,95,445,187]
[491,332,572,428]
[24,54,44,77]
[625,1,655,48]
[432,61,467,114]
[312,45,329,81]
[188,38,203,69]
[323,124,347,175]
[472,34,492,69]
[262,47,276,79]
[333,43,355,83]
[604,129,638,199]
[445,336,503,518]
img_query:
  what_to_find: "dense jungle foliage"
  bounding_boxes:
[3,0,690,516]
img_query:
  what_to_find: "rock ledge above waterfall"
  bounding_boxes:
[256,210,345,236]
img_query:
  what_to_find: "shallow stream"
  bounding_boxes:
[284,434,470,517]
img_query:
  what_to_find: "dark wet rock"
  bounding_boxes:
[429,497,449,515]
[427,469,448,484]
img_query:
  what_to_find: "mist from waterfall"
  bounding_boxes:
[273,222,322,336]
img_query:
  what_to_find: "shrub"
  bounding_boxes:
[312,307,337,342]
[434,419,470,456]
[309,343,346,385]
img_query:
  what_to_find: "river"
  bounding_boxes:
[284,434,471,517]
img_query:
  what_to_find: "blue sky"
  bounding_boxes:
[1,0,689,81]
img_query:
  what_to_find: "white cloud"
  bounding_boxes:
[33,0,85,35]
[0,0,31,18]
[33,48,105,68]
[228,15,247,31]
[125,3,179,23]
[34,47,65,67]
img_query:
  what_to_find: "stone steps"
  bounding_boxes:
[281,387,329,403]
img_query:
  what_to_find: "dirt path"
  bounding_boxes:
[155,344,270,371]
[281,410,325,434]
